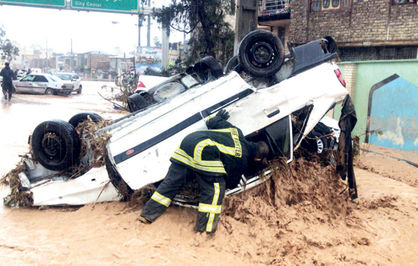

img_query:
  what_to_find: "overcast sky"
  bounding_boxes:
[0,2,184,55]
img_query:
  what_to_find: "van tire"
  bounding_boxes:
[31,120,81,171]
[193,56,224,81]
[238,30,285,78]
[127,93,150,112]
[69,112,103,129]
[77,85,82,94]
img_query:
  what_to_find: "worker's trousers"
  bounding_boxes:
[140,162,226,233]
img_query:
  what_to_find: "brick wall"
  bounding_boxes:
[289,0,418,45]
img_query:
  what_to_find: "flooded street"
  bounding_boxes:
[0,82,417,265]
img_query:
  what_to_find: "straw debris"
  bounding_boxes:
[1,157,34,207]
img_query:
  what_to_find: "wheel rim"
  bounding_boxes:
[250,42,274,65]
[46,89,53,95]
[41,133,65,160]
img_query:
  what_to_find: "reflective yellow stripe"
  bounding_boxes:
[175,149,224,167]
[212,141,236,156]
[230,128,242,157]
[198,203,222,214]
[194,139,216,161]
[151,191,171,207]
[172,149,226,174]
[171,154,226,174]
[206,183,220,232]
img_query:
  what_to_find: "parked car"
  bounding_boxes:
[10,30,358,207]
[13,73,73,95]
[54,72,82,94]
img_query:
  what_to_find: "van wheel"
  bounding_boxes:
[77,85,82,94]
[238,30,285,78]
[31,120,81,171]
[127,93,151,112]
[69,112,103,129]
[193,56,223,82]
[45,88,54,95]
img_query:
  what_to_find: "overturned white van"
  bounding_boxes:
[7,31,358,207]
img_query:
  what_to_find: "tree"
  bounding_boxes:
[153,0,235,66]
[0,27,19,62]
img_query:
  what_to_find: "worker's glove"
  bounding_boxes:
[216,109,230,120]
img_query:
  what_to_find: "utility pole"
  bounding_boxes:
[162,27,169,70]
[234,0,258,55]
[45,38,48,72]
[147,0,151,47]
[70,38,73,72]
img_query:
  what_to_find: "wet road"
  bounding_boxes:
[0,81,127,178]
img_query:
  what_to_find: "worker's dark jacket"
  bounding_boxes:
[170,116,257,189]
[0,66,14,87]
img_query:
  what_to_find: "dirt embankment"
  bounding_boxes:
[0,147,417,265]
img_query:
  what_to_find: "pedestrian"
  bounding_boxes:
[139,110,269,233]
[1,62,15,101]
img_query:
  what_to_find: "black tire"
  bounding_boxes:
[77,85,82,94]
[69,112,103,129]
[238,30,285,78]
[45,88,54,95]
[224,55,242,74]
[31,120,81,171]
[127,93,150,112]
[193,56,224,82]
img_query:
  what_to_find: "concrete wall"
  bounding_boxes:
[336,59,418,142]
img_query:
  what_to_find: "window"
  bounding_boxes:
[392,0,417,4]
[21,75,35,82]
[34,75,48,82]
[311,0,351,11]
[312,0,321,11]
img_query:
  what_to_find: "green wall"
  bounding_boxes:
[337,59,418,141]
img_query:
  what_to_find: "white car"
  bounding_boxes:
[13,73,73,95]
[54,72,82,94]
[7,31,358,207]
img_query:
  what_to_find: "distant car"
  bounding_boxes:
[16,70,26,80]
[54,72,82,94]
[13,73,73,95]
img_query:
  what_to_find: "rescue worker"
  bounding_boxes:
[1,62,14,101]
[139,109,269,233]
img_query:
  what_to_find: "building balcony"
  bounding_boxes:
[258,0,291,22]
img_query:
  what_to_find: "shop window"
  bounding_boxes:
[392,0,417,4]
[311,0,352,11]
[312,0,321,11]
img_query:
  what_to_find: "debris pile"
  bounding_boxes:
[223,157,352,226]
[1,159,33,207]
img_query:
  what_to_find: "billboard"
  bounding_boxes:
[135,46,162,74]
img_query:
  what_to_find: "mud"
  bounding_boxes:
[0,82,417,264]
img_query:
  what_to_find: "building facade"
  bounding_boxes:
[257,0,417,60]
[289,0,418,60]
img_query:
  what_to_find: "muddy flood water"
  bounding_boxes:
[0,82,417,265]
